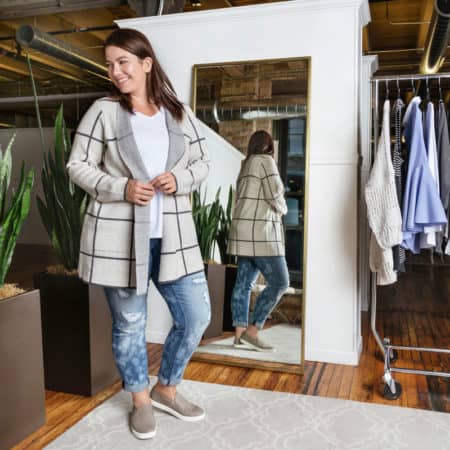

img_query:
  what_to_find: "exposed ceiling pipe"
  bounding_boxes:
[0,25,117,42]
[0,47,92,84]
[420,0,450,74]
[15,25,109,81]
[0,91,109,105]
[197,103,306,124]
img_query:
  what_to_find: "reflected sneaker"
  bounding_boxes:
[240,331,276,352]
[150,388,205,422]
[233,336,249,348]
[129,403,156,439]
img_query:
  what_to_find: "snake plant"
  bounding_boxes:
[192,189,222,262]
[36,104,88,271]
[26,54,87,271]
[0,133,34,286]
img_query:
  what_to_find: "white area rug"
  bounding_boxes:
[194,323,301,364]
[45,378,450,450]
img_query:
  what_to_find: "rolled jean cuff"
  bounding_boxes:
[232,321,248,328]
[123,378,150,393]
[252,320,265,330]
[158,374,182,387]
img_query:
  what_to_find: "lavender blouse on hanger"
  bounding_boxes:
[401,97,447,253]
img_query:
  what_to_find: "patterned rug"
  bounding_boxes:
[45,378,450,450]
[194,323,301,364]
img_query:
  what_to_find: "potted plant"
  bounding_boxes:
[192,188,226,338]
[0,133,44,449]
[31,104,120,396]
[216,186,238,331]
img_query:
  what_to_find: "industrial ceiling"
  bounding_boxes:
[0,0,449,128]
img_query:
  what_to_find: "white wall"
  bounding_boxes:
[0,128,53,246]
[198,123,243,206]
[119,0,371,365]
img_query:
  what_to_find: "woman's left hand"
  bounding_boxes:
[151,172,177,194]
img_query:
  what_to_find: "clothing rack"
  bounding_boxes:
[369,73,450,400]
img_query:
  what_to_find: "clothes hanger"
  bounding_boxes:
[396,78,401,100]
[418,77,430,111]
[385,80,389,101]
[438,77,443,102]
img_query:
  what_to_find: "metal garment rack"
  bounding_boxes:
[370,73,450,400]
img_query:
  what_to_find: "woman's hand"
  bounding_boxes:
[151,172,177,195]
[125,179,155,205]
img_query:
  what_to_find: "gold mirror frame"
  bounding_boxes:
[190,57,311,374]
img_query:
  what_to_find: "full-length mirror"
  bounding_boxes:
[191,58,309,373]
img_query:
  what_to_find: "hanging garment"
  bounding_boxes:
[436,100,450,253]
[420,102,442,249]
[391,98,406,272]
[401,97,447,254]
[365,100,403,285]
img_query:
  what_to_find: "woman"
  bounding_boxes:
[67,28,211,440]
[227,131,289,352]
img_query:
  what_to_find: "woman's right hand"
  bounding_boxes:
[125,179,155,205]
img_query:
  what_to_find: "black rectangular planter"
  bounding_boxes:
[223,265,238,332]
[0,289,46,450]
[34,273,120,396]
[203,263,226,339]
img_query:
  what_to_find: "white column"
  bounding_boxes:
[359,55,378,315]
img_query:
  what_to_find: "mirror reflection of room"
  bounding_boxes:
[191,58,308,367]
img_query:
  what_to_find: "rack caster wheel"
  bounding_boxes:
[389,349,398,363]
[383,381,402,400]
[376,349,398,363]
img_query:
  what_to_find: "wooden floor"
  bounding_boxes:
[8,246,450,449]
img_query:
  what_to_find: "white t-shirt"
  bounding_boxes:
[130,108,169,238]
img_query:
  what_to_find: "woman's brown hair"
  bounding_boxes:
[245,130,274,161]
[104,28,184,121]
[238,130,275,178]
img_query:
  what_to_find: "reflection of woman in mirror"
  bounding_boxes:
[227,131,289,351]
[67,29,211,440]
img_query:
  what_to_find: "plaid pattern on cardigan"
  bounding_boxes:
[227,154,287,257]
[67,98,210,294]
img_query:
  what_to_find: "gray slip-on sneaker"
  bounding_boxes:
[150,388,205,422]
[129,403,156,439]
[233,336,249,349]
[240,331,276,352]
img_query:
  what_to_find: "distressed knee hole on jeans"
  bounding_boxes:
[116,288,133,299]
[203,289,211,322]
[116,311,145,333]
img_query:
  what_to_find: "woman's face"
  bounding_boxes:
[105,45,152,96]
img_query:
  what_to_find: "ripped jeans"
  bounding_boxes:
[103,239,211,392]
[231,256,289,330]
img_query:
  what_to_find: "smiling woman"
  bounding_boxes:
[66,28,213,440]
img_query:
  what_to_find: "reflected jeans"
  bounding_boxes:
[231,256,289,330]
[103,239,211,392]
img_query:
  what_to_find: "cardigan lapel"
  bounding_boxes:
[116,104,186,176]
[164,108,186,171]
[115,104,150,294]
[116,105,149,180]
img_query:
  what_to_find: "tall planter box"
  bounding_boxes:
[33,273,120,396]
[203,263,226,339]
[0,290,46,450]
[223,265,238,331]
